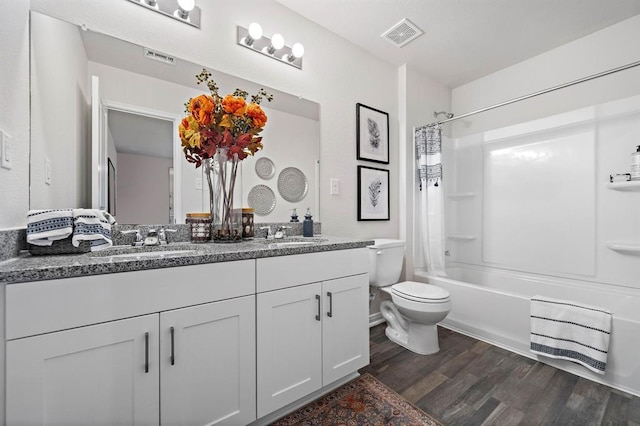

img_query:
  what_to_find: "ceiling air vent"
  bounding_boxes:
[381,18,424,48]
[143,48,176,65]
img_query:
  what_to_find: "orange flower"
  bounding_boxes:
[189,94,215,126]
[246,103,267,128]
[179,116,201,149]
[222,95,246,117]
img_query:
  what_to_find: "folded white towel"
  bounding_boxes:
[26,209,74,246]
[71,209,117,252]
[530,295,611,374]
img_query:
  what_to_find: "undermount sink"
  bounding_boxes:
[94,249,197,259]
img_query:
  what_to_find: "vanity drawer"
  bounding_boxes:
[6,260,255,340]
[256,248,368,293]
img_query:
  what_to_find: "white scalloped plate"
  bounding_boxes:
[278,167,308,202]
[248,185,276,216]
[255,157,276,180]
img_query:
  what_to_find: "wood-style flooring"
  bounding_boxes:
[360,324,640,425]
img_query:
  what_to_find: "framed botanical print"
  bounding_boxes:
[356,103,389,164]
[357,165,390,221]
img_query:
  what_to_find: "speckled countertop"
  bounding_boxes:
[0,236,374,284]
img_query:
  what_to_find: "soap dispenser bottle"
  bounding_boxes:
[632,145,640,180]
[303,208,314,237]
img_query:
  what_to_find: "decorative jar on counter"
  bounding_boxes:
[242,208,254,240]
[185,212,212,242]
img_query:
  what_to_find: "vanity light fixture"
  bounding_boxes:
[237,23,304,70]
[125,0,201,29]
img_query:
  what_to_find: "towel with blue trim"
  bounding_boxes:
[530,295,611,374]
[72,209,117,251]
[26,209,74,246]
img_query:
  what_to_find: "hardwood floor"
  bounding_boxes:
[360,324,640,425]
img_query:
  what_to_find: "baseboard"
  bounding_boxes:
[369,312,385,328]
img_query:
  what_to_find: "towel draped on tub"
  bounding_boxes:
[530,295,611,375]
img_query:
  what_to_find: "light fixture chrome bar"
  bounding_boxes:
[236,26,303,70]
[427,59,640,126]
[125,0,201,29]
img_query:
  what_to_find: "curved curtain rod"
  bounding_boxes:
[425,59,640,127]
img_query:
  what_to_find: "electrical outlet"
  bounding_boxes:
[45,158,52,185]
[1,130,12,170]
[330,178,340,195]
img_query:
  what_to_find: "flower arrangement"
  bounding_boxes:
[179,69,273,241]
[179,68,272,167]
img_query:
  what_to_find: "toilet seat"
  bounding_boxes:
[391,281,450,303]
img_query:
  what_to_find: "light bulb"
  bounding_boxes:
[291,42,305,58]
[271,33,285,50]
[177,0,195,12]
[248,23,263,40]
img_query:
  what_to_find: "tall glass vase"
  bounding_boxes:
[204,148,243,243]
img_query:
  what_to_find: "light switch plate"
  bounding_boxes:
[330,178,340,195]
[1,130,12,170]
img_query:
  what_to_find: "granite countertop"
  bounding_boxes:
[0,236,374,284]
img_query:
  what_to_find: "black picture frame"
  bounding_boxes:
[107,158,116,216]
[356,103,389,164]
[357,165,390,221]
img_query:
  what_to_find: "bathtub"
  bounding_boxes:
[414,263,640,397]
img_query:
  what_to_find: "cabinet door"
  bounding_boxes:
[256,283,322,418]
[322,274,370,384]
[160,295,256,426]
[6,315,159,426]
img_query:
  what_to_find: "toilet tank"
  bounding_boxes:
[367,239,406,287]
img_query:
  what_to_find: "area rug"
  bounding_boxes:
[269,373,442,425]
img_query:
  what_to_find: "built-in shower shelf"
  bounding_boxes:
[447,192,477,200]
[447,234,477,241]
[607,181,640,191]
[606,241,640,255]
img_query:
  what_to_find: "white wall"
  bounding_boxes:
[116,152,171,224]
[0,0,30,228]
[451,14,640,137]
[3,0,401,241]
[30,12,90,211]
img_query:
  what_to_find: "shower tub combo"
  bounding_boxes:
[415,264,640,397]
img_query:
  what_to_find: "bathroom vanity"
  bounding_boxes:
[0,237,371,425]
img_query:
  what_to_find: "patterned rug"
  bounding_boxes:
[269,373,442,425]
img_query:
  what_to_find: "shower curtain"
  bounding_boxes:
[414,124,446,276]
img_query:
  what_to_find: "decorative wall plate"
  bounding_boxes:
[247,185,276,216]
[278,167,308,202]
[255,157,276,180]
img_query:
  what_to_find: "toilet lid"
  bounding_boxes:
[391,281,450,301]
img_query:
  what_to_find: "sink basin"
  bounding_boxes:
[95,249,197,259]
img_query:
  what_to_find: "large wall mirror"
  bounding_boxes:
[29,11,320,225]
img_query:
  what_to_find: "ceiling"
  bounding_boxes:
[108,110,174,159]
[275,0,640,88]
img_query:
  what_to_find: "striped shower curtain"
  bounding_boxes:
[414,124,446,276]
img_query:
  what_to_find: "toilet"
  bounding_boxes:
[368,239,451,355]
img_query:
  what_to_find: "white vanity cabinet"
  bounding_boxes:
[5,260,256,426]
[255,248,369,418]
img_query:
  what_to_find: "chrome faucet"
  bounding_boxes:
[274,226,291,239]
[158,228,177,245]
[121,229,143,247]
[259,226,274,239]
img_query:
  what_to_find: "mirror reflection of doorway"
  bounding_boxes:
[107,109,174,224]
